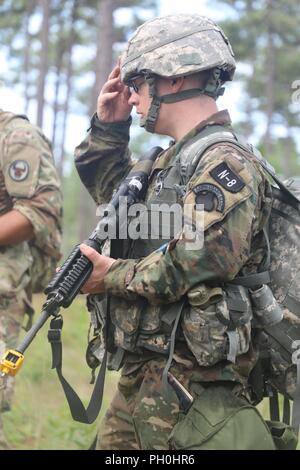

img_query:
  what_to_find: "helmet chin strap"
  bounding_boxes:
[140,69,225,134]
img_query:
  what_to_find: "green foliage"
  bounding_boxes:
[213,0,300,175]
[258,136,300,177]
[61,159,89,256]
[2,294,119,450]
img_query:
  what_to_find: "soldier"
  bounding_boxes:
[75,15,276,449]
[0,110,62,449]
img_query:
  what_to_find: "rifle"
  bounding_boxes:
[0,146,162,423]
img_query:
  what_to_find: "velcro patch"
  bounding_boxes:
[210,162,245,193]
[8,160,29,182]
[193,183,225,212]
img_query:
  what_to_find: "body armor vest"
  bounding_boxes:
[108,152,183,357]
[94,124,268,369]
[105,125,236,361]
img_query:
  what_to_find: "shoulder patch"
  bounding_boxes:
[209,162,245,193]
[193,183,225,212]
[8,160,29,182]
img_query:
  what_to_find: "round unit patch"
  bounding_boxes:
[8,160,29,182]
[193,183,225,212]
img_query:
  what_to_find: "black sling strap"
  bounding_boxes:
[48,315,108,424]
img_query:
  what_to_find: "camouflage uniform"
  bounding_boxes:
[74,15,276,450]
[0,110,62,447]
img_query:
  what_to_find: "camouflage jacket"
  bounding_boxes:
[75,110,273,385]
[0,110,62,296]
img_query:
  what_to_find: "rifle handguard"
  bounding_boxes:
[44,239,102,308]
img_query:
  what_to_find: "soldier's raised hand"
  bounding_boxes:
[97,65,132,123]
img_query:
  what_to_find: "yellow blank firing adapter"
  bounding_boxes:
[0,350,24,377]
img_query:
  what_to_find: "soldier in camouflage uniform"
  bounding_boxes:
[0,110,62,449]
[75,15,276,449]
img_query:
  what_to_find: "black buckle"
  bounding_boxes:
[48,329,61,343]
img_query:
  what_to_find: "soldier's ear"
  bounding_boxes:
[170,77,184,91]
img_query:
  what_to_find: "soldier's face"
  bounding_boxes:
[128,77,151,119]
[128,77,173,134]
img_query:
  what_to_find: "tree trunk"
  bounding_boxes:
[79,0,115,242]
[264,0,275,155]
[58,0,79,177]
[89,0,114,116]
[23,0,36,115]
[37,0,50,128]
[51,12,65,152]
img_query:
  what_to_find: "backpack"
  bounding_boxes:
[179,125,300,435]
[251,176,300,433]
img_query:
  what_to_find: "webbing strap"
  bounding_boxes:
[48,316,107,424]
[226,330,238,363]
[283,294,300,314]
[162,299,186,390]
[229,271,270,288]
[283,396,291,425]
[159,88,214,104]
[291,362,300,435]
[179,127,300,210]
[269,389,280,422]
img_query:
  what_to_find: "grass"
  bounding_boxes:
[2,294,119,450]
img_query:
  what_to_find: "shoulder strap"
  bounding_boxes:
[179,124,300,211]
[178,124,234,184]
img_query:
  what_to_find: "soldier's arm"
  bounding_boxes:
[102,147,271,304]
[0,209,33,245]
[1,118,62,254]
[75,64,134,205]
[74,115,133,205]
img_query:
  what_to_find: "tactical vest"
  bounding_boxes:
[98,123,267,368]
[108,144,183,357]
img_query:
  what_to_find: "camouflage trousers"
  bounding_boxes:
[0,292,29,413]
[96,359,275,450]
[96,360,180,450]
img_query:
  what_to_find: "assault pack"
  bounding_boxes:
[179,124,300,436]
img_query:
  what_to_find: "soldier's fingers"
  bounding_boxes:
[108,65,120,80]
[79,243,100,264]
[102,77,120,93]
[100,91,119,104]
[56,266,60,273]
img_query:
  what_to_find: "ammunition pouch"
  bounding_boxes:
[181,283,253,366]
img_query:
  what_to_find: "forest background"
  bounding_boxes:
[1,0,300,450]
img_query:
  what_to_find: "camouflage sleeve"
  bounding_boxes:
[74,114,133,205]
[1,117,62,256]
[104,145,271,304]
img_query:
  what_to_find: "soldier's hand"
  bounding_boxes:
[97,65,132,123]
[79,243,116,294]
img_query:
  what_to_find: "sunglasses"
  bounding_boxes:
[128,77,146,94]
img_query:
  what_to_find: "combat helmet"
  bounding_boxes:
[120,14,236,133]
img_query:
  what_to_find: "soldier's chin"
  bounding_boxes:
[139,115,146,128]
